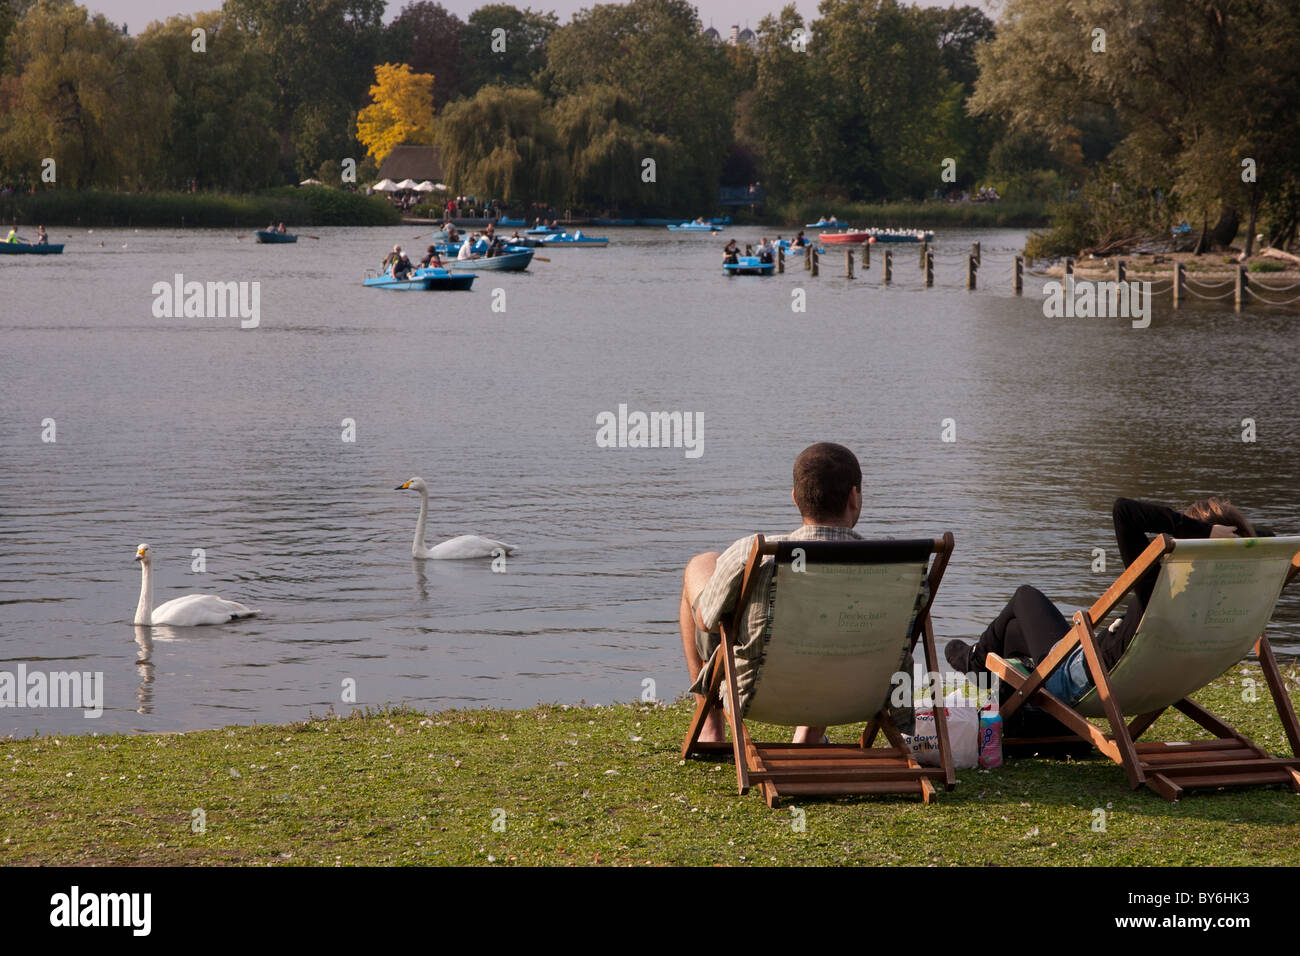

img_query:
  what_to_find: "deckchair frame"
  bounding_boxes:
[986,534,1300,801]
[682,532,956,807]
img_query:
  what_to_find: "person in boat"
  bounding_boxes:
[389,246,413,280]
[445,223,461,245]
[944,497,1255,706]
[695,217,707,225]
[5,226,21,244]
[417,245,442,270]
[265,222,276,233]
[827,215,838,225]
[457,236,475,260]
[793,231,809,248]
[276,222,287,234]
[509,230,522,243]
[756,237,775,264]
[35,225,47,244]
[485,234,505,258]
[548,219,559,229]
[722,239,739,265]
[484,222,495,238]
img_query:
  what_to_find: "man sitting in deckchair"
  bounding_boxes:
[678,442,866,746]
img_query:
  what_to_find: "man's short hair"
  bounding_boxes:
[793,442,862,522]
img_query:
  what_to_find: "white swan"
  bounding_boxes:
[133,544,258,626]
[396,477,516,560]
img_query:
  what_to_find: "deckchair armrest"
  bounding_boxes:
[1085,533,1173,625]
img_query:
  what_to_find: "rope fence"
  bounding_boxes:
[782,246,1300,311]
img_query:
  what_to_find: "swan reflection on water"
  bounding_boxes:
[133,625,154,715]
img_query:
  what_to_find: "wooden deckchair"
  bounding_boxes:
[682,533,956,806]
[987,534,1300,800]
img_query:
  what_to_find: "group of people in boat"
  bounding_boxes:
[5,224,47,244]
[723,233,806,266]
[263,222,289,234]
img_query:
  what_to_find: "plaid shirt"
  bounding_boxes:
[691,524,926,730]
[690,525,864,709]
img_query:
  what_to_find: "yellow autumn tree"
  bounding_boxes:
[356,63,435,164]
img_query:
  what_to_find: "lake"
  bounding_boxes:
[1,224,1296,736]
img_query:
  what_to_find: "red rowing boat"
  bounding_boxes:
[818,231,873,244]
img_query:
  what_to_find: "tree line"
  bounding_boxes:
[2,0,1297,252]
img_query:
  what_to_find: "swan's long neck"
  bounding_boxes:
[413,489,430,557]
[134,561,153,625]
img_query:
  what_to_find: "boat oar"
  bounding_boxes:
[532,255,550,263]
[302,234,320,240]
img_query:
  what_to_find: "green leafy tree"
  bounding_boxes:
[136,11,279,191]
[433,84,565,201]
[458,4,556,96]
[385,1,461,108]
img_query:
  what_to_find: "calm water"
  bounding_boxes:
[1,224,1296,736]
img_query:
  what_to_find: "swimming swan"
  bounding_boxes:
[396,477,516,560]
[133,544,258,626]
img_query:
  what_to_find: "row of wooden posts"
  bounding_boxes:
[776,240,1259,309]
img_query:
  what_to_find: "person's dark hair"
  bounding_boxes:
[793,443,862,521]
[1185,496,1256,537]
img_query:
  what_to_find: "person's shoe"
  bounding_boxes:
[944,639,975,674]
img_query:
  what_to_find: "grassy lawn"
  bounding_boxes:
[2,664,1296,867]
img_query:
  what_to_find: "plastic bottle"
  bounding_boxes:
[978,707,1003,769]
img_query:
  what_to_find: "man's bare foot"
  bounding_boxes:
[791,725,827,744]
[697,712,727,744]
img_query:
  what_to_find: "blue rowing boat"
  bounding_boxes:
[446,248,533,272]
[0,242,64,255]
[255,230,297,243]
[538,232,608,247]
[497,217,526,227]
[724,256,775,276]
[525,225,567,235]
[667,222,721,232]
[365,268,476,290]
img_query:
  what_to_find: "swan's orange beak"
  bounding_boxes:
[395,481,411,490]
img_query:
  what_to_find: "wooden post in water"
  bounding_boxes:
[1064,257,1074,276]
[882,249,892,284]
[972,241,981,266]
[1115,259,1126,284]
[777,246,785,274]
[845,248,854,279]
[925,249,934,287]
[1014,255,1024,294]
[862,241,870,268]
[966,253,977,289]
[919,240,928,269]
[811,246,819,277]
[1235,264,1247,311]
[1172,262,1183,308]
[804,244,811,272]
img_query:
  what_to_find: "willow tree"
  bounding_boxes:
[544,0,733,211]
[433,85,565,201]
[552,84,681,212]
[0,0,167,188]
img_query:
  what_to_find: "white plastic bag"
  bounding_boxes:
[904,690,980,769]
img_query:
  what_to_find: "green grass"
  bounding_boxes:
[1,665,1296,866]
[0,188,400,229]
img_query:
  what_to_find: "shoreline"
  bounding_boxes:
[2,666,1296,866]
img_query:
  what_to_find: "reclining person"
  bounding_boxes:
[678,442,868,746]
[945,496,1251,705]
